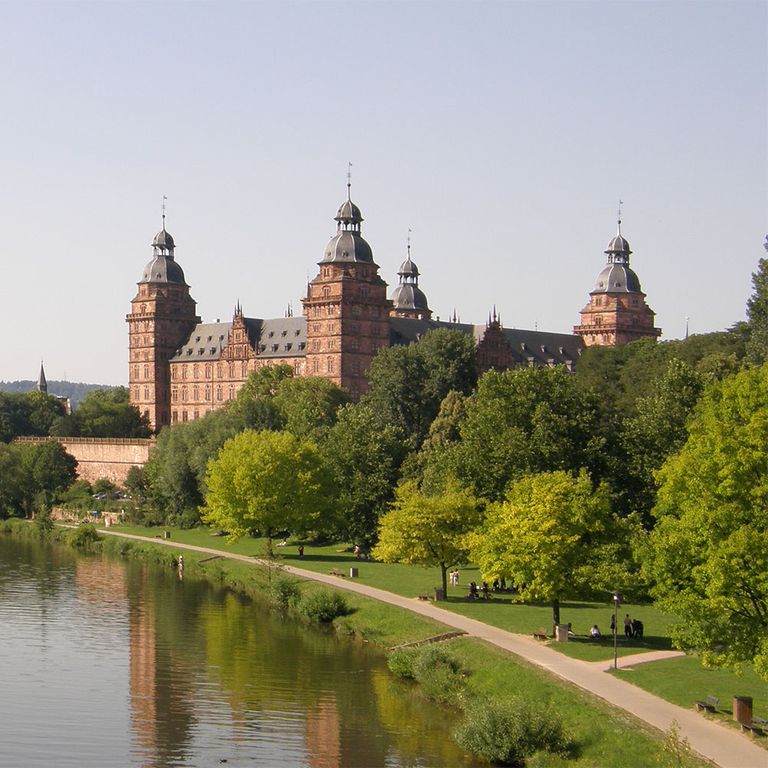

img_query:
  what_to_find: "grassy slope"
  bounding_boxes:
[110,523,767,745]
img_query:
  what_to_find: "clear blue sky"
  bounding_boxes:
[1,0,765,385]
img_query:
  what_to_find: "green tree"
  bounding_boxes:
[644,365,768,679]
[746,237,768,363]
[373,478,482,597]
[320,404,406,546]
[16,441,78,515]
[467,471,615,628]
[617,358,705,523]
[363,329,477,447]
[451,367,606,502]
[230,365,292,430]
[273,376,350,439]
[52,387,150,438]
[203,430,336,543]
[0,443,24,517]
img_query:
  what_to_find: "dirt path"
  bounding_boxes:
[100,529,767,768]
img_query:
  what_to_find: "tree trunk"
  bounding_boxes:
[552,598,560,634]
[440,562,448,600]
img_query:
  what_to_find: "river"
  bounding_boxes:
[0,534,480,768]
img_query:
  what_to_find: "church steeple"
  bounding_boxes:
[37,361,48,394]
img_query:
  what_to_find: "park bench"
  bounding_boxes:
[695,695,719,713]
[329,569,346,577]
[741,715,767,735]
[532,628,549,641]
[417,593,431,601]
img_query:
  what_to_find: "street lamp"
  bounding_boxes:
[612,591,622,670]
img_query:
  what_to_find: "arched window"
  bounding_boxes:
[327,356,334,373]
[182,386,188,402]
[193,386,200,402]
[216,385,223,401]
[143,386,149,400]
[228,385,235,400]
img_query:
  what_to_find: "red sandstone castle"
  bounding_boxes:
[128,186,660,431]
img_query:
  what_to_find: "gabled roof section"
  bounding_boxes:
[171,322,231,361]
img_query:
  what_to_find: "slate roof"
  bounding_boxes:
[389,317,583,367]
[171,318,307,362]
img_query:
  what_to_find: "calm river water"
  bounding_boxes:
[0,535,481,768]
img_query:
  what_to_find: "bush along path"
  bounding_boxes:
[96,528,764,768]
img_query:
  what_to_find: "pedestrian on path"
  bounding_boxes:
[624,613,632,638]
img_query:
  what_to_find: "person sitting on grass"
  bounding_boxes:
[590,624,602,639]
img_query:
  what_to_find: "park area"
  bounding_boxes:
[112,522,768,735]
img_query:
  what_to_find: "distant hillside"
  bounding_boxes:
[0,381,117,410]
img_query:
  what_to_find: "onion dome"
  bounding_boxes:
[321,185,374,264]
[139,226,187,284]
[592,221,642,293]
[390,244,431,316]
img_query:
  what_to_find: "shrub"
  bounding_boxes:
[454,698,573,766]
[68,523,102,550]
[269,575,301,609]
[412,645,464,704]
[298,589,351,623]
[387,647,419,679]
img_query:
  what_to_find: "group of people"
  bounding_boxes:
[467,581,493,599]
[602,613,644,640]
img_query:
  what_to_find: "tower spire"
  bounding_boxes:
[347,162,353,200]
[162,195,167,230]
[617,199,623,236]
[37,361,48,394]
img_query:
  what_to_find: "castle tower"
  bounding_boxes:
[389,239,432,320]
[573,217,661,346]
[127,220,199,431]
[302,184,392,399]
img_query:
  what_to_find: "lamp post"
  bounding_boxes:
[612,591,622,671]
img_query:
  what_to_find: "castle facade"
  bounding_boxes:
[127,187,660,431]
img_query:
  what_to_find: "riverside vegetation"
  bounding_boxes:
[0,519,724,767]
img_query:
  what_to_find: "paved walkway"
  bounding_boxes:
[101,530,767,768]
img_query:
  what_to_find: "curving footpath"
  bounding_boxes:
[101,530,767,768]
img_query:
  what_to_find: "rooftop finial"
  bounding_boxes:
[162,195,167,229]
[407,228,412,258]
[617,198,623,235]
[347,162,353,200]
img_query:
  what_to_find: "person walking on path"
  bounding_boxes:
[624,613,632,638]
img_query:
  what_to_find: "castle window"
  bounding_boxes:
[134,386,139,400]
[205,364,212,379]
[205,386,211,401]
[281,330,287,337]
[195,336,200,343]
[182,411,188,422]
[193,410,199,420]
[285,343,292,351]
[172,388,178,402]
[229,363,235,377]
[172,411,178,423]
[182,387,188,402]
[312,359,319,373]
[143,386,149,400]
[371,308,380,318]
[228,385,234,400]
[182,366,187,380]
[327,357,334,373]
[193,386,199,402]
[193,364,199,378]
[241,361,247,377]
[323,286,330,298]
[298,342,306,351]
[134,365,139,380]
[268,331,274,337]
[143,364,149,378]
[295,329,300,336]
[271,343,279,352]
[216,385,223,401]
[217,364,223,378]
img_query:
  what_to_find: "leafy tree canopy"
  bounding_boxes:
[363,329,477,448]
[373,478,482,596]
[745,236,768,363]
[203,430,336,541]
[467,471,624,626]
[273,376,350,439]
[320,403,406,547]
[644,364,768,678]
[449,367,606,502]
[51,387,150,438]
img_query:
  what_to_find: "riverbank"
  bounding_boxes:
[4,520,762,768]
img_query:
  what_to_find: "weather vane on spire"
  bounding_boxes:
[347,162,353,199]
[162,195,168,228]
[407,227,412,256]
[617,199,623,234]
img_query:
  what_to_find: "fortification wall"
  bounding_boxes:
[16,437,155,485]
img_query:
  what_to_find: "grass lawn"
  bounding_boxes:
[105,522,767,729]
[614,656,768,747]
[445,637,712,768]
